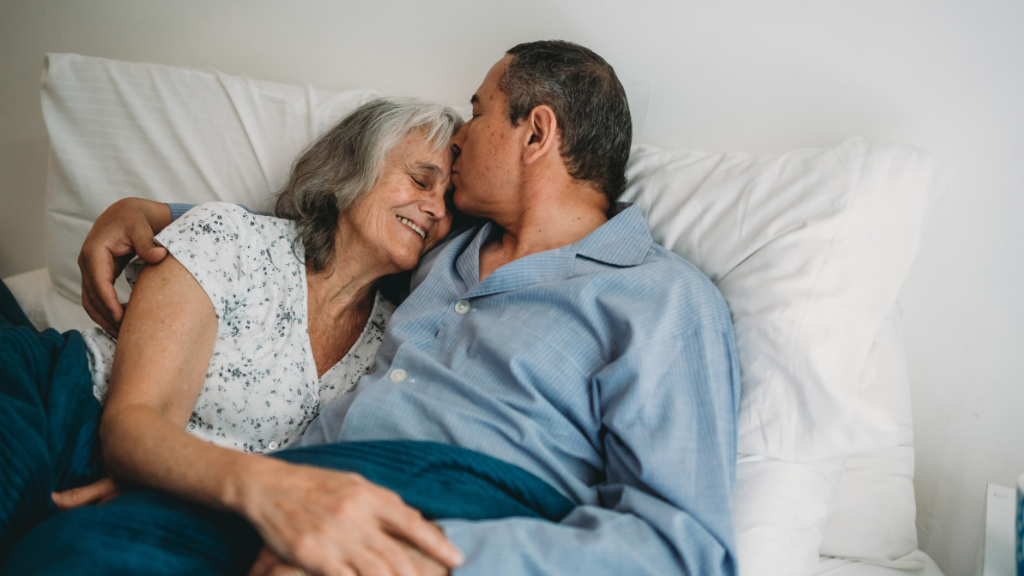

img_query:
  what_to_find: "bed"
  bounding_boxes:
[3,53,951,576]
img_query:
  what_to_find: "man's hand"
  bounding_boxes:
[78,198,171,335]
[247,541,452,576]
[237,461,462,576]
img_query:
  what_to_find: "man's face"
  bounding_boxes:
[449,56,523,219]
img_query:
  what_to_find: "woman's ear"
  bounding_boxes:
[522,105,559,165]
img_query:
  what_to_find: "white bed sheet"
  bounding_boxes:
[813,553,943,576]
[3,267,97,332]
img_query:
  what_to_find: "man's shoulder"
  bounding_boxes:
[647,243,723,300]
[582,238,716,294]
[576,241,732,336]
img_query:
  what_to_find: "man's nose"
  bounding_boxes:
[450,124,467,156]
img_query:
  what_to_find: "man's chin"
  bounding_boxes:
[451,191,470,213]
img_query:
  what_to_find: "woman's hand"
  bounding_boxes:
[237,461,461,576]
[51,477,124,509]
[77,197,172,335]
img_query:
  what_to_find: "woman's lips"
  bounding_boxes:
[396,215,426,240]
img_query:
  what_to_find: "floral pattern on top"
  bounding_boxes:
[82,202,394,454]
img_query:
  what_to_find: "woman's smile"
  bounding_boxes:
[396,214,426,240]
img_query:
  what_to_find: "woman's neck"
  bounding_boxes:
[306,217,398,320]
[305,262,378,379]
[305,261,378,322]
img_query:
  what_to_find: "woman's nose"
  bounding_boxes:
[422,189,447,220]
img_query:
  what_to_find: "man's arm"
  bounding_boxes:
[79,198,173,334]
[435,326,740,576]
[78,200,253,334]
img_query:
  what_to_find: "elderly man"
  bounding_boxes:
[27,41,739,576]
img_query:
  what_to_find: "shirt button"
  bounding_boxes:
[454,300,471,315]
[268,441,279,451]
[389,368,408,383]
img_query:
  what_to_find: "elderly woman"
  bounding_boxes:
[0,98,469,574]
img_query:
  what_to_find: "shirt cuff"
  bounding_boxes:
[166,203,194,222]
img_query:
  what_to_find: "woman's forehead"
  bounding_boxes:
[391,133,453,172]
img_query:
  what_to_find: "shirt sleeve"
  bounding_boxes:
[167,203,195,222]
[436,325,741,576]
[167,203,266,222]
[149,202,263,321]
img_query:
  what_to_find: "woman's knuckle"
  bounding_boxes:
[291,534,318,560]
[338,498,369,520]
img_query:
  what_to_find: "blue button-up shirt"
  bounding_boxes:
[292,203,740,576]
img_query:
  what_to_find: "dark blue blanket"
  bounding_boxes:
[0,309,106,561]
[0,280,573,575]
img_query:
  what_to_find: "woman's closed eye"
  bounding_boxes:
[410,171,438,190]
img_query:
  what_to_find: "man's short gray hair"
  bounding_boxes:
[274,98,463,271]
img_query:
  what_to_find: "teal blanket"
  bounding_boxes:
[0,280,574,575]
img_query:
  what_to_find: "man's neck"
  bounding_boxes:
[478,185,609,282]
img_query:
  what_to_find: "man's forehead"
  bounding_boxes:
[470,56,509,106]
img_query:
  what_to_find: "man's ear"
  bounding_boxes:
[521,105,559,166]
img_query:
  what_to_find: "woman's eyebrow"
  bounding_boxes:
[411,162,445,177]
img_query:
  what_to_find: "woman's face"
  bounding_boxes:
[342,132,455,274]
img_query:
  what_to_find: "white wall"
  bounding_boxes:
[2,1,1022,574]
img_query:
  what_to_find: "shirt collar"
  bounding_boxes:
[451,202,652,299]
[571,202,652,267]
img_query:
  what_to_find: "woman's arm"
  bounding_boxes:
[99,255,462,576]
[99,252,224,503]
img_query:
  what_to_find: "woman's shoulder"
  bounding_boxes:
[170,202,300,256]
[177,202,294,232]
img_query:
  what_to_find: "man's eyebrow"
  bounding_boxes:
[470,94,479,105]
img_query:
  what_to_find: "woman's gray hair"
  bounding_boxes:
[274,97,463,271]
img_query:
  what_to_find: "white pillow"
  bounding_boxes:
[622,143,948,575]
[40,53,377,310]
[733,453,846,576]
[620,140,951,461]
[819,301,921,568]
[733,303,918,576]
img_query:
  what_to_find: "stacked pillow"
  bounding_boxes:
[620,140,950,573]
[817,301,924,570]
[38,53,951,575]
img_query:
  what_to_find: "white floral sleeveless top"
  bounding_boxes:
[82,202,393,454]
